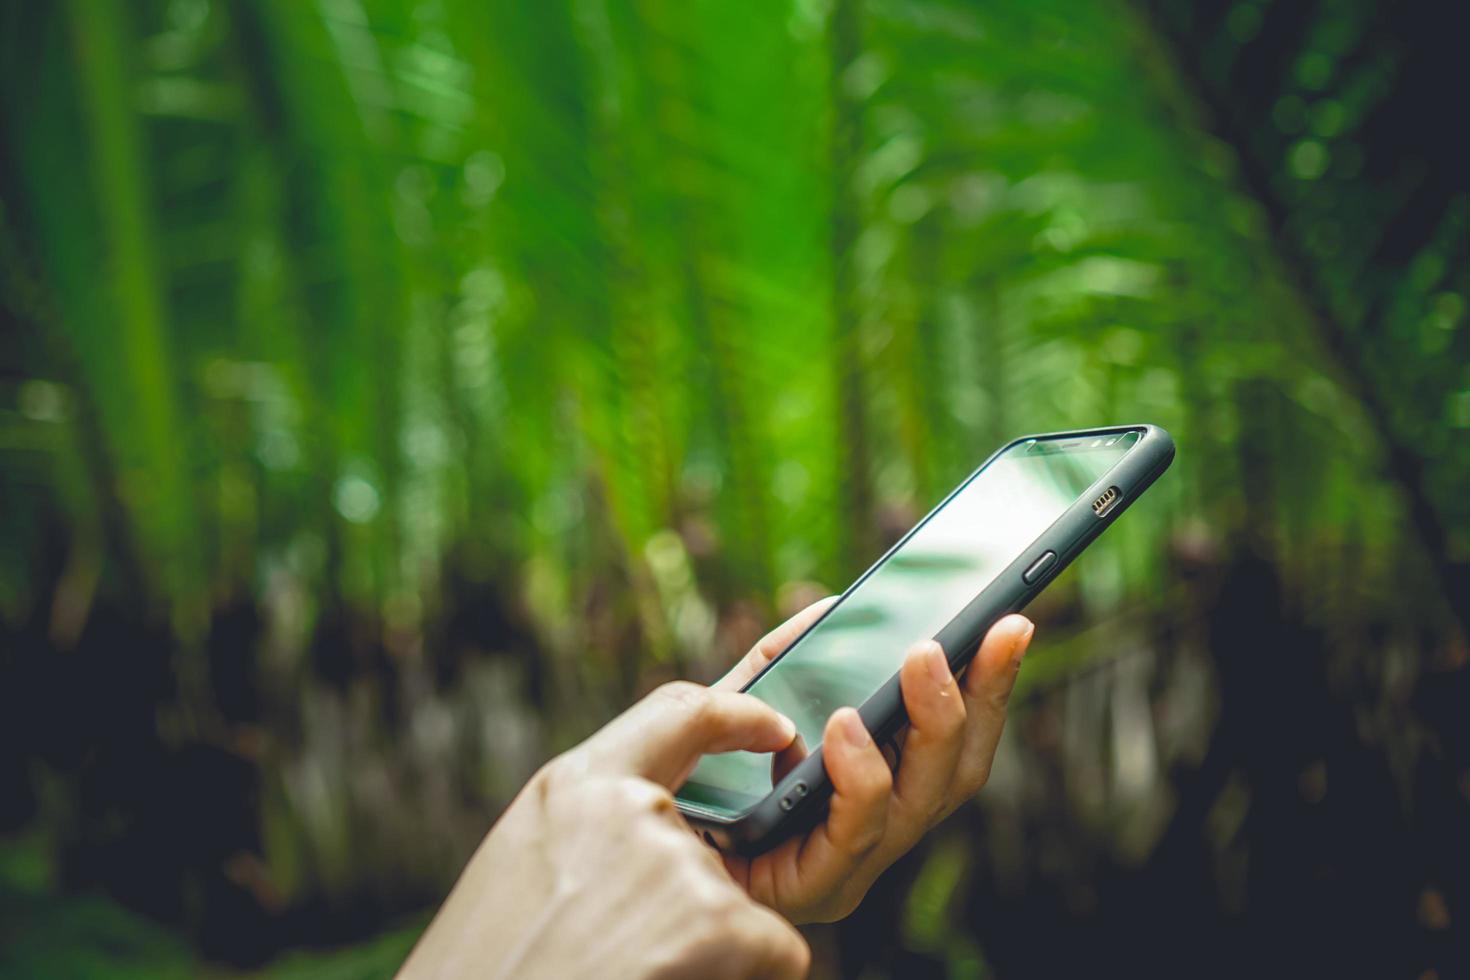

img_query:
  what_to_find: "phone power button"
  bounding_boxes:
[1022,550,1057,584]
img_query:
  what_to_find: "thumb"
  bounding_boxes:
[584,682,797,789]
[715,596,837,691]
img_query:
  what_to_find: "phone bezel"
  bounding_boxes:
[675,424,1175,853]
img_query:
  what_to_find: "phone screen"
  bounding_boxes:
[677,431,1142,818]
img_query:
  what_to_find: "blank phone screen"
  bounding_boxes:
[677,431,1140,818]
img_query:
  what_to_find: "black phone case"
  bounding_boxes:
[676,424,1175,855]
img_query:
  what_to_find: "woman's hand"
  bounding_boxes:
[399,683,811,980]
[712,599,1034,924]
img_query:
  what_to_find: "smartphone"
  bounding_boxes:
[675,425,1174,854]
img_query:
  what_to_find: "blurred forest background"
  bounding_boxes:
[2,0,1468,976]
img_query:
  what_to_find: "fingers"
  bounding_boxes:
[730,902,812,980]
[791,708,891,907]
[715,596,838,691]
[887,640,966,843]
[586,682,797,789]
[658,814,808,979]
[770,731,810,784]
[954,614,1034,795]
[818,710,892,856]
[608,783,808,977]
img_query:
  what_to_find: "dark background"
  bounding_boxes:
[2,0,1468,976]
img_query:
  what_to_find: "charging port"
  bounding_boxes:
[1092,486,1120,517]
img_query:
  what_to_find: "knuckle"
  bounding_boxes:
[866,760,895,798]
[949,781,981,809]
[655,679,706,703]
[924,794,950,826]
[923,712,965,747]
[841,815,886,857]
[531,755,574,796]
[937,698,967,736]
[619,775,672,812]
[688,875,741,922]
[654,680,713,723]
[810,886,867,924]
[850,825,885,857]
[962,759,994,796]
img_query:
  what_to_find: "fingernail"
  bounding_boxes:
[778,713,798,742]
[839,709,870,748]
[924,643,952,687]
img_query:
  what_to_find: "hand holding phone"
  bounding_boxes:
[713,603,1035,924]
[399,684,810,980]
[678,426,1174,861]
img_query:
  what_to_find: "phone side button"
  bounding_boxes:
[1022,550,1057,584]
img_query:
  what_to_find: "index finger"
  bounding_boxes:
[582,682,797,789]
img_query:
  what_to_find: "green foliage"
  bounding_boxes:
[4,0,1436,660]
[0,833,193,980]
[247,922,425,980]
[1,0,1464,974]
[0,892,196,980]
